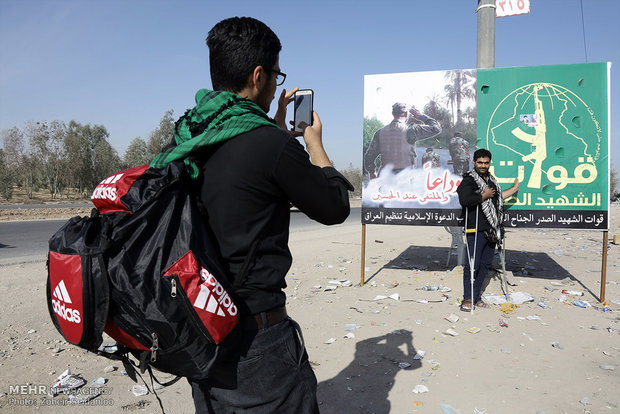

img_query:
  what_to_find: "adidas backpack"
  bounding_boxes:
[46,160,242,380]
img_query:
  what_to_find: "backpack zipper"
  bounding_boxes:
[166,274,215,343]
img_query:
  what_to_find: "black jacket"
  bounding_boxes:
[198,126,353,314]
[456,174,500,232]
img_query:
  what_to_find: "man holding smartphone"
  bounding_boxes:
[151,16,353,413]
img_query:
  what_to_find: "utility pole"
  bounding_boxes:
[477,0,496,69]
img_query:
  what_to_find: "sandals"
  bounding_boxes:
[460,299,473,312]
[460,299,489,311]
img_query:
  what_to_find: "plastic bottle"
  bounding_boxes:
[562,289,584,296]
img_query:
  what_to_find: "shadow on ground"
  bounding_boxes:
[317,329,420,414]
[365,245,597,296]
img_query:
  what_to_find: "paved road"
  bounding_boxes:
[0,207,361,266]
[0,203,92,209]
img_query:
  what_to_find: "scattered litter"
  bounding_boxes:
[349,306,363,313]
[500,303,519,314]
[579,397,592,405]
[370,321,386,326]
[608,327,620,335]
[484,292,533,305]
[428,360,441,370]
[444,328,459,336]
[341,280,353,287]
[561,277,574,285]
[328,280,342,286]
[499,318,509,327]
[131,385,149,397]
[374,239,383,243]
[413,350,426,360]
[324,338,336,344]
[399,362,411,369]
[440,403,460,413]
[391,281,399,288]
[590,325,600,330]
[537,301,550,309]
[467,327,481,334]
[421,285,451,292]
[50,369,86,395]
[412,384,429,394]
[345,324,357,332]
[27,329,36,334]
[550,281,563,286]
[362,293,400,301]
[562,289,584,296]
[526,315,542,321]
[392,329,403,335]
[412,401,423,407]
[92,377,107,386]
[599,364,616,371]
[574,300,591,308]
[444,313,459,323]
[324,285,337,292]
[551,341,564,350]
[103,365,117,373]
[344,332,355,339]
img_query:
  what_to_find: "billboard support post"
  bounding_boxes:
[361,223,366,286]
[601,231,608,302]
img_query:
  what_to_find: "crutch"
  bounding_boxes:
[498,233,509,300]
[463,205,479,313]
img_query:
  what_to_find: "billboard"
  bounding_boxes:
[362,63,610,229]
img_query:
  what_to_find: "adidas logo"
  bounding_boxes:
[91,173,124,201]
[193,268,237,317]
[51,280,81,324]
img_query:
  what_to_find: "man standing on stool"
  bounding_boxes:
[456,149,519,311]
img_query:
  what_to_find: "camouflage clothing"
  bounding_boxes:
[365,115,441,175]
[421,151,441,168]
[449,135,470,175]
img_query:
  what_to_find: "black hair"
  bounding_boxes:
[206,17,282,92]
[473,148,492,161]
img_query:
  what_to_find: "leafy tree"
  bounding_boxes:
[124,137,151,167]
[147,109,175,159]
[93,138,122,182]
[25,120,67,198]
[363,116,384,154]
[423,98,452,148]
[0,149,14,200]
[65,121,116,193]
[339,163,362,198]
[1,127,29,196]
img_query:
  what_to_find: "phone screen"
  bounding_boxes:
[294,90,313,132]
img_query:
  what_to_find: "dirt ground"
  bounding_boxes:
[0,202,618,413]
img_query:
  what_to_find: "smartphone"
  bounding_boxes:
[293,89,313,132]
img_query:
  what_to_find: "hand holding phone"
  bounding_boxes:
[293,89,313,133]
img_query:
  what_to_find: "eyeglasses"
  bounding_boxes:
[267,68,286,86]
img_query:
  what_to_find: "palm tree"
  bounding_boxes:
[444,70,476,127]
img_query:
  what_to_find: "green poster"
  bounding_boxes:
[477,63,610,229]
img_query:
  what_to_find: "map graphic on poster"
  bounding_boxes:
[478,63,610,229]
[362,63,610,229]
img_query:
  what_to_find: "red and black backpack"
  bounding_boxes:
[46,160,242,381]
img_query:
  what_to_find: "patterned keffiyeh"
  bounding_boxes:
[466,169,504,243]
[150,89,277,178]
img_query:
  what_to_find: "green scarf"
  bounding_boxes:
[150,89,277,178]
